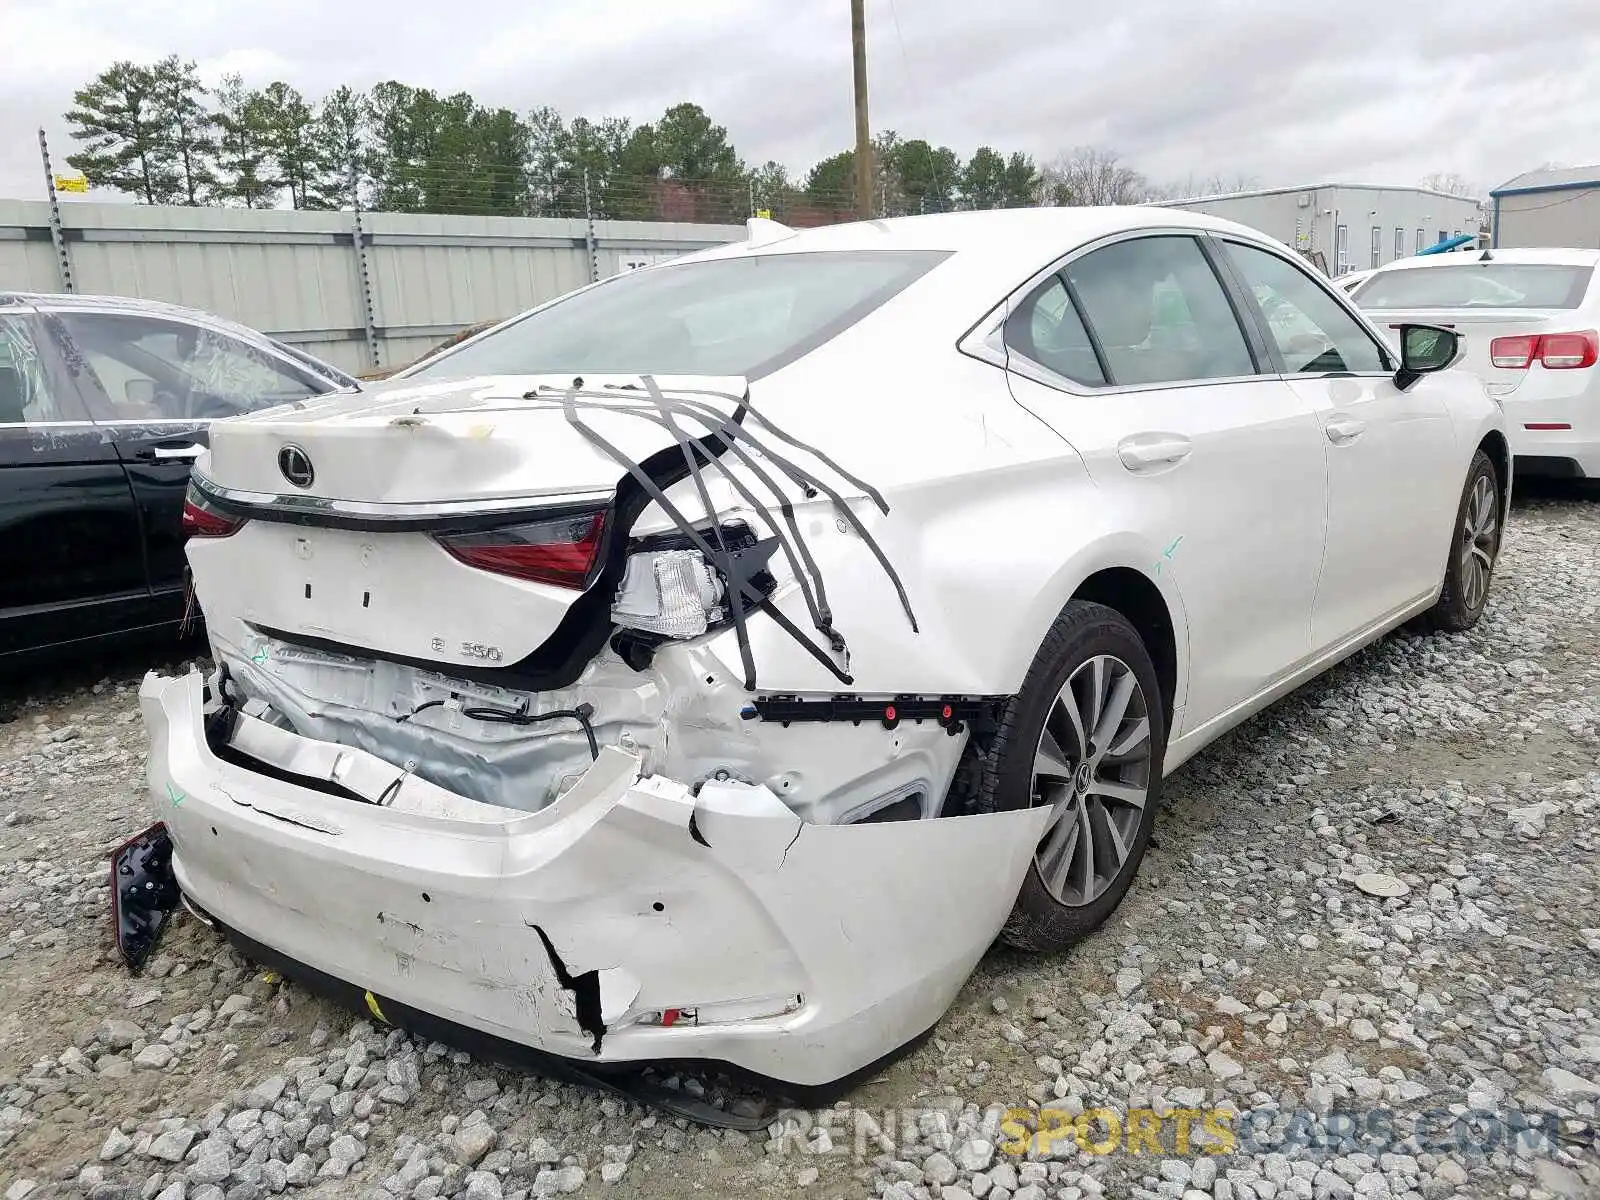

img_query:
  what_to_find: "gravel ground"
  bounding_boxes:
[3,491,1599,1200]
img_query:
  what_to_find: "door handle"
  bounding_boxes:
[1324,416,1366,445]
[1117,433,1193,471]
[137,443,205,462]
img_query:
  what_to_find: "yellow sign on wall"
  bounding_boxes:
[54,175,87,194]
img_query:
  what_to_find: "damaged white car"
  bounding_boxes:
[120,208,1508,1112]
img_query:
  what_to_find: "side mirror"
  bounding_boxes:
[1394,324,1460,390]
[124,378,156,407]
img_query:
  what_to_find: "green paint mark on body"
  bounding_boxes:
[166,782,186,807]
[1153,535,1185,576]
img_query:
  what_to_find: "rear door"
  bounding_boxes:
[997,232,1330,736]
[46,307,337,606]
[0,307,148,659]
[1217,238,1459,650]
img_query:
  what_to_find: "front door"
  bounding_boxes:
[1216,239,1459,651]
[1000,233,1329,735]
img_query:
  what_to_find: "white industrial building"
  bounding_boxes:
[1158,184,1485,277]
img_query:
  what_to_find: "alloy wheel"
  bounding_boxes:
[1461,473,1498,611]
[1030,654,1154,906]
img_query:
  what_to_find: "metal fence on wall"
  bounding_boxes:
[0,197,745,374]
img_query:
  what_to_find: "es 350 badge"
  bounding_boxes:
[432,637,503,663]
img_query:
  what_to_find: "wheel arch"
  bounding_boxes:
[1477,429,1511,517]
[1071,567,1180,731]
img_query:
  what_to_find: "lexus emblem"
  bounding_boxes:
[278,444,314,489]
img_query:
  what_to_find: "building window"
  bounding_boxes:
[1371,226,1382,268]
[1417,228,1425,254]
[1395,228,1404,260]
[1336,224,1349,273]
[1439,230,1448,245]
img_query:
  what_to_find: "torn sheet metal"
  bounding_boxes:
[139,669,1048,1088]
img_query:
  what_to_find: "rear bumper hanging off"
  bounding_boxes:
[129,670,1047,1093]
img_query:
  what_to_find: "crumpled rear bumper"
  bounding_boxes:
[138,670,1046,1087]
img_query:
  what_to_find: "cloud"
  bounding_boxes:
[1,0,1597,205]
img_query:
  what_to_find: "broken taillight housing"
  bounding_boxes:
[611,549,727,638]
[435,509,609,590]
[181,489,244,539]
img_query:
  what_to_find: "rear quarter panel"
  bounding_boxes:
[670,350,1193,703]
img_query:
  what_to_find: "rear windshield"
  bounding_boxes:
[1355,263,1594,310]
[403,250,948,382]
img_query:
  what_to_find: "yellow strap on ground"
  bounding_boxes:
[364,990,388,1024]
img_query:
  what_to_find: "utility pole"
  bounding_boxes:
[851,0,873,221]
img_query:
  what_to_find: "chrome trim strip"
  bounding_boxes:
[189,471,614,524]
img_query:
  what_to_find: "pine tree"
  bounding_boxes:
[64,61,181,203]
[152,56,215,205]
[256,82,325,209]
[312,85,369,209]
[210,73,278,208]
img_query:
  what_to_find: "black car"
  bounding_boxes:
[0,292,360,666]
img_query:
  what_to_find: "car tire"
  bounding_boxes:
[978,600,1168,953]
[1420,449,1501,634]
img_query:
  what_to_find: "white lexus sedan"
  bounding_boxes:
[1350,247,1600,481]
[123,207,1507,1102]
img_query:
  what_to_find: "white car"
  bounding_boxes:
[1336,267,1381,293]
[1351,247,1600,480]
[127,208,1507,1104]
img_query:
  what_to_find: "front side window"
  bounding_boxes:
[1002,276,1106,385]
[54,312,323,421]
[1355,263,1595,310]
[1224,241,1389,375]
[404,250,948,383]
[1062,236,1256,386]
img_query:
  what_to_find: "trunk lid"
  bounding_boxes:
[187,374,751,679]
[204,373,749,505]
[1364,308,1565,393]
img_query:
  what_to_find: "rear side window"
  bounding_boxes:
[1063,236,1256,386]
[1356,264,1595,310]
[404,250,948,382]
[1003,276,1106,385]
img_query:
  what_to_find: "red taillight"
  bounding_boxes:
[436,510,608,590]
[1538,331,1599,369]
[180,495,243,539]
[1489,330,1598,370]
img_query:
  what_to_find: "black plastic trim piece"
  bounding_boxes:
[743,693,1008,735]
[1513,455,1586,480]
[111,823,181,972]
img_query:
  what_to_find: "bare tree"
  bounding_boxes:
[1040,146,1152,206]
[1150,170,1262,200]
[1419,172,1479,198]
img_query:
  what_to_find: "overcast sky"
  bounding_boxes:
[2,0,1596,205]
